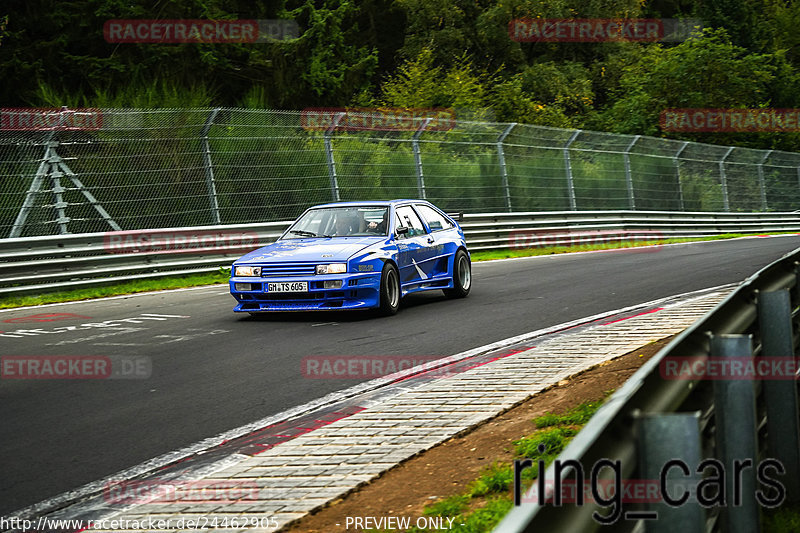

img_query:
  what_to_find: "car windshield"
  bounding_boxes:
[283,206,389,238]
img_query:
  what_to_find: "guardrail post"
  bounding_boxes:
[201,108,222,225]
[324,112,345,202]
[757,150,772,212]
[711,334,760,533]
[719,147,734,212]
[638,413,705,532]
[497,123,516,212]
[623,135,639,210]
[563,130,580,210]
[674,141,689,211]
[757,290,800,503]
[412,118,432,199]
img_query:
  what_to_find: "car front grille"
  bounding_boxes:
[261,292,324,301]
[260,263,316,277]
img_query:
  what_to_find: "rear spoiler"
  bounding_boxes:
[447,212,464,222]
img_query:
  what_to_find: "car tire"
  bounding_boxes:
[443,249,471,299]
[378,263,401,316]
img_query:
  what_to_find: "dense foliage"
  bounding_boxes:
[2,0,799,149]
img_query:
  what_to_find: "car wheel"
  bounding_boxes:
[378,263,401,316]
[443,249,471,298]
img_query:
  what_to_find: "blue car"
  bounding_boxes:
[229,200,471,315]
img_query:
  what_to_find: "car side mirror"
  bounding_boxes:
[396,226,409,236]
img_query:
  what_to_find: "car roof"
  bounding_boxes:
[311,199,425,209]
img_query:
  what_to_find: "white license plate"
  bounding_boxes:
[267,281,308,293]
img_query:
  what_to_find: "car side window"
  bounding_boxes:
[415,204,454,232]
[395,206,427,238]
[395,214,408,239]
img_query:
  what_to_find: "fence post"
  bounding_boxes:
[757,150,772,212]
[638,413,705,532]
[719,147,734,212]
[412,118,432,199]
[711,334,760,533]
[10,111,121,237]
[563,130,580,210]
[796,163,800,206]
[623,135,639,210]
[201,108,222,225]
[10,137,54,238]
[674,141,689,211]
[324,112,346,202]
[53,109,70,234]
[757,289,800,503]
[50,166,69,234]
[497,123,516,212]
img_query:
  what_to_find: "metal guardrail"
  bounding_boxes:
[495,246,800,532]
[461,210,800,250]
[1,211,800,296]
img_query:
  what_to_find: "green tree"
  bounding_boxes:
[0,0,380,108]
[380,47,489,110]
[0,14,7,47]
[694,0,767,51]
[762,0,800,65]
[599,29,777,137]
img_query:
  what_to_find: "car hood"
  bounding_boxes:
[236,236,387,263]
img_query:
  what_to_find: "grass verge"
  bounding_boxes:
[0,268,230,309]
[2,232,792,310]
[375,396,609,533]
[467,233,761,261]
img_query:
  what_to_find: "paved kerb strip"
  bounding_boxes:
[71,291,728,532]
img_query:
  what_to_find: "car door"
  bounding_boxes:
[414,203,458,278]
[394,205,432,286]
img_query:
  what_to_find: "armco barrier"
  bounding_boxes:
[495,246,800,532]
[0,221,289,296]
[1,211,800,296]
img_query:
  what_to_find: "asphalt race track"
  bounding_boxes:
[1,236,798,515]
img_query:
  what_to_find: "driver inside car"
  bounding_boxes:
[367,210,388,234]
[333,214,354,236]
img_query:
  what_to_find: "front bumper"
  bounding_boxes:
[230,272,382,312]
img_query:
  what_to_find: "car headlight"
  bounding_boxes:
[316,263,347,275]
[234,266,261,277]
